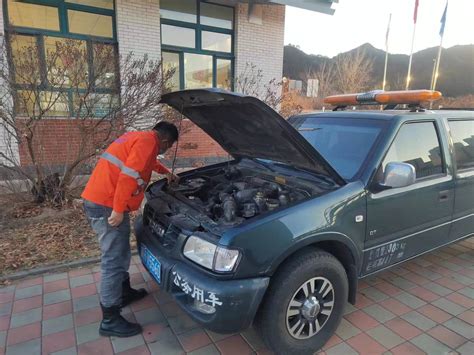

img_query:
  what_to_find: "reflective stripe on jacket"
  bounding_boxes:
[81,131,170,212]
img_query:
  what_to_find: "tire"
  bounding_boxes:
[256,248,348,355]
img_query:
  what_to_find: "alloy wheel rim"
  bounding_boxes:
[286,276,335,339]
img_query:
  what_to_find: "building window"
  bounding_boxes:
[4,0,117,117]
[161,0,234,91]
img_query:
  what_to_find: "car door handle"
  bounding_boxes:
[439,190,450,202]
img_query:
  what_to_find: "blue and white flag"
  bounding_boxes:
[439,1,448,36]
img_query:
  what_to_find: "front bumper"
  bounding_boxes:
[135,217,270,334]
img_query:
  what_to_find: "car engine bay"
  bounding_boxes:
[146,163,332,236]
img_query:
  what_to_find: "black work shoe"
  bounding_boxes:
[99,304,142,337]
[121,277,148,307]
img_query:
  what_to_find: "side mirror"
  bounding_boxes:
[380,162,416,189]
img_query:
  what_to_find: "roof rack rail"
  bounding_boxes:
[383,103,426,112]
[438,108,474,111]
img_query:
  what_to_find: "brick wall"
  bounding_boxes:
[235,3,286,98]
[115,0,161,60]
[166,120,227,168]
[0,0,4,31]
[0,0,20,168]
[171,3,286,166]
[115,0,162,131]
[0,1,287,171]
[16,119,115,167]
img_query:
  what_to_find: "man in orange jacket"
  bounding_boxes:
[82,121,179,337]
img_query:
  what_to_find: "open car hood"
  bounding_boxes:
[160,89,345,185]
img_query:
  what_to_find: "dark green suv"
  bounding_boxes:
[135,89,473,354]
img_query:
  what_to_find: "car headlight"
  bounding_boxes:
[183,236,216,269]
[183,235,240,272]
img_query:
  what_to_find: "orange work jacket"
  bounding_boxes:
[82,131,171,212]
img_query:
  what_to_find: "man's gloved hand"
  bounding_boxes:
[108,210,124,227]
[166,173,180,185]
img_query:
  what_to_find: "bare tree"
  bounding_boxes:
[233,62,282,110]
[0,34,174,204]
[314,60,336,98]
[333,49,374,94]
[389,73,406,91]
[232,62,302,118]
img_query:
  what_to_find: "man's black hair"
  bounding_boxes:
[153,121,179,142]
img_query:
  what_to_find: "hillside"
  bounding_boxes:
[283,43,474,97]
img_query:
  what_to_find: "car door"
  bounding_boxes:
[447,118,474,240]
[361,120,455,275]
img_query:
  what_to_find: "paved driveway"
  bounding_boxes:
[0,238,473,355]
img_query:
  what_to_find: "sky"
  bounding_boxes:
[284,0,474,57]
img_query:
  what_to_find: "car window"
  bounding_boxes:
[293,117,385,180]
[382,122,443,179]
[448,120,474,171]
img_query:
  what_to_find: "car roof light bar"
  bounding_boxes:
[324,90,442,108]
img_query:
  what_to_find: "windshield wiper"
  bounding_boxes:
[272,162,336,186]
[250,158,276,172]
[297,128,322,131]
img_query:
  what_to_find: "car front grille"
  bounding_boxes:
[143,205,180,250]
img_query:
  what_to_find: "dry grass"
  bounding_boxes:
[0,196,137,280]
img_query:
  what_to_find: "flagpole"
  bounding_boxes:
[432,37,443,91]
[381,13,391,110]
[405,22,417,90]
[406,0,419,90]
[430,58,437,91]
[431,1,448,108]
[432,2,447,93]
[382,14,392,91]
[430,37,443,109]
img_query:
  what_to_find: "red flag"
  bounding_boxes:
[413,0,420,23]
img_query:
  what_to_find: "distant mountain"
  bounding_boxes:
[283,43,474,97]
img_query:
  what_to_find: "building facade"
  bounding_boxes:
[0,0,334,170]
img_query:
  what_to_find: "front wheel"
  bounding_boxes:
[256,249,348,355]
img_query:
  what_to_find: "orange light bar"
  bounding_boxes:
[324,90,442,106]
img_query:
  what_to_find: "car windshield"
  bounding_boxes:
[292,116,386,180]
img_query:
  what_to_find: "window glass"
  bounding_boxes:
[67,10,113,38]
[15,90,39,116]
[40,91,70,116]
[16,90,69,117]
[202,31,231,53]
[160,0,197,23]
[184,53,212,89]
[383,122,443,179]
[216,59,231,90]
[449,120,474,171]
[161,24,195,48]
[65,0,114,9]
[93,43,117,89]
[74,93,118,117]
[295,117,385,180]
[10,35,40,84]
[44,37,88,88]
[162,52,180,92]
[7,0,60,31]
[200,3,233,29]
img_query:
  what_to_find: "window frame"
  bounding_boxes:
[448,118,474,174]
[160,0,234,91]
[3,0,118,117]
[378,120,448,184]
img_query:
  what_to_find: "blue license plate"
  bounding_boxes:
[140,245,161,284]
